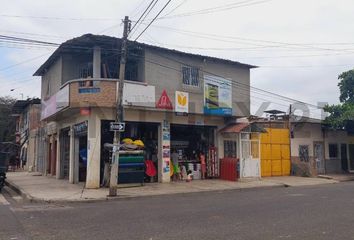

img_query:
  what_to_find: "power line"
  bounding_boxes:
[129,0,148,18]
[134,0,173,41]
[0,14,119,21]
[130,0,158,32]
[0,33,330,109]
[130,0,160,39]
[0,52,52,72]
[154,0,274,20]
[160,0,188,18]
[145,24,354,53]
[136,51,324,109]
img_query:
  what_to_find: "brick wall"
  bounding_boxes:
[69,80,116,108]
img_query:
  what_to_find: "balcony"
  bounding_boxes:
[41,78,156,121]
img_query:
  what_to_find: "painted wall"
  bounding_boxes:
[41,57,62,100]
[290,122,323,176]
[324,130,348,173]
[291,122,349,175]
[144,48,251,117]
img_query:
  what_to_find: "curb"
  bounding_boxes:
[49,183,287,204]
[5,178,339,204]
[3,180,286,204]
[318,175,354,182]
[5,179,34,202]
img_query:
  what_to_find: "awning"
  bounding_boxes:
[219,123,250,134]
[220,123,267,134]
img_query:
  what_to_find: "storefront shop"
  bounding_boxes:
[101,120,159,185]
[170,124,218,180]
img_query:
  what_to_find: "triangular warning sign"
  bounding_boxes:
[156,90,173,110]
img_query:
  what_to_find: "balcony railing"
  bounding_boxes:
[41,78,156,120]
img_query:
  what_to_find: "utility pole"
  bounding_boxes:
[109,16,131,196]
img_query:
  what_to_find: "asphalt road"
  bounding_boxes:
[1,182,354,240]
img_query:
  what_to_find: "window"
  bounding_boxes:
[78,62,93,78]
[182,66,199,87]
[224,140,237,158]
[299,145,309,162]
[329,144,339,158]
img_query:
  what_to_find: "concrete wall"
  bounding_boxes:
[41,57,62,100]
[291,122,349,175]
[291,123,323,158]
[144,49,251,117]
[324,130,348,173]
[28,104,41,131]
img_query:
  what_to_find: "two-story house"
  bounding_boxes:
[34,34,256,188]
[11,98,42,172]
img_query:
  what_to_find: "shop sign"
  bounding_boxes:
[73,121,88,136]
[123,83,155,107]
[156,90,173,110]
[203,75,232,116]
[80,107,91,116]
[41,85,69,120]
[175,91,189,113]
[78,88,100,94]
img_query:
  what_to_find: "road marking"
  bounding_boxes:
[0,193,10,205]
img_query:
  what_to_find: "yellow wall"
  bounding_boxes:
[260,128,291,177]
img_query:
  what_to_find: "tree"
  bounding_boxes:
[338,70,354,104]
[0,96,17,142]
[324,69,354,132]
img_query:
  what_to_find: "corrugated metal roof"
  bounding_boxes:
[33,34,257,76]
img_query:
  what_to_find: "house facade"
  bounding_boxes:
[11,98,42,172]
[290,118,354,176]
[33,34,255,188]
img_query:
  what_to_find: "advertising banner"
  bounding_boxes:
[123,83,155,107]
[175,91,189,113]
[204,75,232,116]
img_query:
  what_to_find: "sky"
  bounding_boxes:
[1,0,353,118]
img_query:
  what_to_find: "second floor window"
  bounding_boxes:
[182,66,199,87]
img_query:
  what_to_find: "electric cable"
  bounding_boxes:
[134,0,173,41]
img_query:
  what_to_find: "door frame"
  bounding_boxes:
[340,143,349,172]
[348,144,354,173]
[313,141,325,175]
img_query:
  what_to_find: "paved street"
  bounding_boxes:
[1,182,354,240]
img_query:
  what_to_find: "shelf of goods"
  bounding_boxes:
[118,150,145,185]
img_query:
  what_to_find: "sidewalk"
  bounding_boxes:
[5,172,338,203]
[318,173,354,182]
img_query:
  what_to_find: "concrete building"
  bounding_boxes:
[290,117,354,176]
[11,98,42,172]
[33,34,256,188]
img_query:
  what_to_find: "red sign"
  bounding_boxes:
[156,90,173,110]
[80,107,91,116]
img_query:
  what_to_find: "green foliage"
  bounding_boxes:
[338,69,354,103]
[0,96,17,142]
[324,69,354,132]
[324,103,354,130]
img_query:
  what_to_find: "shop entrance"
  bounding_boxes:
[78,135,87,182]
[73,121,88,183]
[170,124,217,180]
[47,136,57,176]
[59,128,70,179]
[101,121,159,184]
